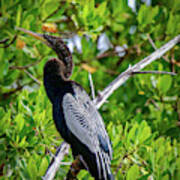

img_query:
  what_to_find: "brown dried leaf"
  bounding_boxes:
[42,23,58,33]
[16,38,26,49]
[81,63,97,73]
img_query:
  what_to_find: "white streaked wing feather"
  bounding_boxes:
[62,89,112,179]
[62,93,99,152]
[73,86,113,159]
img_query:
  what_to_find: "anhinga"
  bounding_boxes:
[17,28,113,180]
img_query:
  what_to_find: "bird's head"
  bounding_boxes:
[16,27,73,79]
[16,27,61,50]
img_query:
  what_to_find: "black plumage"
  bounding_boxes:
[18,28,113,180]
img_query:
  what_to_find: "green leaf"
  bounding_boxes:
[38,157,48,176]
[0,108,11,135]
[14,113,24,132]
[95,2,107,17]
[0,49,9,81]
[166,13,180,35]
[137,5,159,29]
[27,158,38,179]
[127,164,139,180]
[41,1,59,19]
[16,5,22,27]
[157,75,172,93]
[126,123,138,147]
[137,121,151,144]
[18,136,27,147]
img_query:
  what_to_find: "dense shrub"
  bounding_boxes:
[0,0,180,179]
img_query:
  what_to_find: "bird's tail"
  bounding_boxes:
[95,150,114,180]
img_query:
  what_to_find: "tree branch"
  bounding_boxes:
[43,34,180,180]
[147,34,170,63]
[23,69,41,85]
[132,70,176,76]
[88,72,95,100]
[10,57,43,70]
[0,35,17,48]
[42,142,70,180]
[10,63,42,85]
[94,34,180,109]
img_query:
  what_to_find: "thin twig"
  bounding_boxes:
[96,49,126,60]
[10,58,43,70]
[10,59,42,85]
[147,34,170,62]
[59,162,72,166]
[147,34,157,50]
[171,59,180,67]
[88,72,95,100]
[0,38,9,44]
[115,154,129,175]
[43,34,180,180]
[96,51,115,59]
[0,80,35,100]
[145,98,160,110]
[0,85,24,100]
[132,71,176,76]
[0,35,17,48]
[23,69,41,85]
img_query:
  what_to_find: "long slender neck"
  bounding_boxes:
[43,34,73,79]
[42,35,74,103]
[54,39,73,79]
[43,74,64,103]
[43,59,69,103]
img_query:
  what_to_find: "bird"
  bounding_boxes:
[17,27,114,180]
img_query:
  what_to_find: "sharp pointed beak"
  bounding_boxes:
[16,27,50,46]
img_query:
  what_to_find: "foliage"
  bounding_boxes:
[0,0,180,179]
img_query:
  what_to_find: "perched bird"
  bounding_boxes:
[17,28,113,180]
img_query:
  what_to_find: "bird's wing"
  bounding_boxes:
[62,92,99,152]
[62,87,112,153]
[62,91,113,179]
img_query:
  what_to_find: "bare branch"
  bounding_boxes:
[23,69,41,85]
[43,34,180,180]
[145,98,160,111]
[147,34,170,62]
[1,84,24,100]
[132,71,176,76]
[0,35,17,48]
[0,38,9,44]
[10,63,42,85]
[94,34,180,109]
[10,58,43,70]
[147,34,157,50]
[88,72,95,100]
[42,142,70,180]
